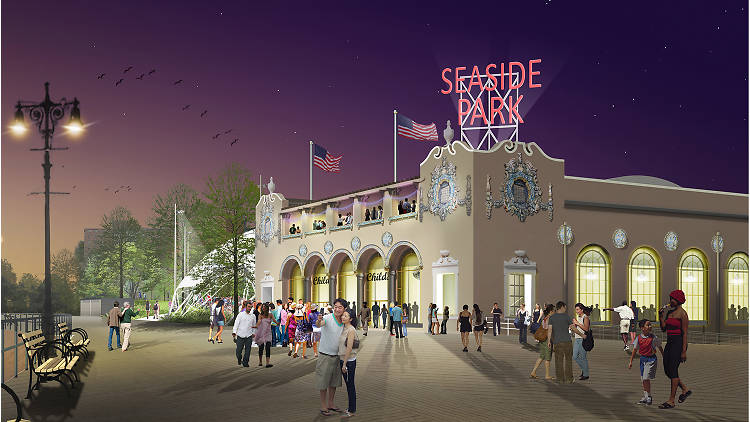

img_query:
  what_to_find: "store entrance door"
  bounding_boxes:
[503,251,536,317]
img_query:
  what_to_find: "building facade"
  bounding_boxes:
[254,140,748,333]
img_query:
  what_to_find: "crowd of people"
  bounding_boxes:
[336,213,353,226]
[396,199,417,215]
[105,287,695,414]
[363,206,383,221]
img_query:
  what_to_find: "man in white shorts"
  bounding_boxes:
[314,298,346,416]
[604,301,635,351]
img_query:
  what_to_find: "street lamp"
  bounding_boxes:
[9,82,84,344]
[174,208,184,303]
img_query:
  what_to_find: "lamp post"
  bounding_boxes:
[175,208,184,303]
[9,82,84,344]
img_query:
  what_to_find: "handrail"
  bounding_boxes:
[329,224,353,232]
[358,219,383,228]
[282,233,302,240]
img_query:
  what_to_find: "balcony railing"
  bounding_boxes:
[305,229,326,236]
[282,233,302,240]
[358,218,383,228]
[388,212,417,224]
[330,224,353,232]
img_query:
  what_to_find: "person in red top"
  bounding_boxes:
[657,289,692,409]
[628,320,664,405]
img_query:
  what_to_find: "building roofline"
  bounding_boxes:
[565,175,748,197]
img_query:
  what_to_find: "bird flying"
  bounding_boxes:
[136,73,145,80]
[223,129,232,134]
[115,78,124,86]
[182,104,191,111]
[200,110,208,117]
[173,79,183,85]
[212,133,221,139]
[148,69,156,75]
[97,73,106,79]
[230,138,239,146]
[123,66,134,73]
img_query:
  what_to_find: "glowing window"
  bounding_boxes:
[628,248,660,321]
[679,249,707,321]
[727,253,749,322]
[576,245,610,322]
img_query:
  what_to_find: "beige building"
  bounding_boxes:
[254,140,748,333]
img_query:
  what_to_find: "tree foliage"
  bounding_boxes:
[199,163,259,320]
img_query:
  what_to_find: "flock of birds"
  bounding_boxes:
[96,65,241,147]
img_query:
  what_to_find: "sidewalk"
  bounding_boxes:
[2,317,746,421]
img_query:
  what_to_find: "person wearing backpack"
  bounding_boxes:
[572,303,591,380]
[530,304,555,379]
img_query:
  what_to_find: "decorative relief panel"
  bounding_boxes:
[664,231,678,251]
[351,236,361,252]
[486,153,553,222]
[424,157,469,222]
[381,232,393,248]
[258,196,280,247]
[299,244,308,257]
[612,229,628,249]
[557,224,573,246]
[324,240,334,255]
[711,233,724,253]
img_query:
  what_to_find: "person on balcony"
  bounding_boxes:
[345,213,352,225]
[411,200,417,213]
[377,206,383,219]
[337,214,343,226]
[398,200,404,215]
[290,224,297,234]
[364,208,370,221]
[403,201,411,213]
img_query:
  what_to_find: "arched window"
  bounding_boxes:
[628,247,660,321]
[678,249,708,321]
[726,252,749,322]
[576,245,610,322]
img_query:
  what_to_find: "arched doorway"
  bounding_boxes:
[280,256,303,302]
[357,246,387,310]
[290,265,303,302]
[311,261,330,309]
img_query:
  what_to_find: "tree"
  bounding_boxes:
[147,184,207,297]
[52,249,79,291]
[201,163,259,320]
[74,241,86,288]
[92,207,141,297]
[2,259,18,312]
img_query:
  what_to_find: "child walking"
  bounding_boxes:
[628,319,664,405]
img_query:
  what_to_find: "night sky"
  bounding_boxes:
[2,1,747,277]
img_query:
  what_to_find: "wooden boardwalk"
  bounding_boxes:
[2,317,747,421]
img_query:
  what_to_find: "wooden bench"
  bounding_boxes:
[17,330,80,399]
[57,322,90,359]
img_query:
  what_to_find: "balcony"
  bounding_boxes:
[304,228,326,237]
[388,211,417,224]
[329,224,353,232]
[357,218,383,228]
[282,233,302,240]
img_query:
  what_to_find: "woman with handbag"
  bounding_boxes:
[287,305,298,357]
[293,303,310,358]
[431,304,440,335]
[401,303,409,337]
[530,304,542,336]
[471,304,485,352]
[457,305,472,352]
[530,304,555,379]
[339,308,360,418]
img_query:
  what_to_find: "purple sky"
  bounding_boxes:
[2,1,747,276]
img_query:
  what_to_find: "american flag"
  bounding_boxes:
[313,143,342,173]
[397,114,438,141]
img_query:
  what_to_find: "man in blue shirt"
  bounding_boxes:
[392,301,404,338]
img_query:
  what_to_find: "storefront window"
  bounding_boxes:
[727,252,748,322]
[628,247,660,321]
[312,263,329,309]
[337,258,357,309]
[397,252,420,321]
[679,248,707,321]
[507,273,524,314]
[576,245,610,322]
[290,265,303,302]
[365,256,388,308]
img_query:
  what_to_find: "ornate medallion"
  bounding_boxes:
[711,233,724,253]
[381,232,393,248]
[425,157,468,221]
[351,236,361,252]
[664,231,678,251]
[298,244,308,257]
[612,229,628,249]
[324,240,334,255]
[258,197,279,247]
[486,153,553,222]
[557,224,573,245]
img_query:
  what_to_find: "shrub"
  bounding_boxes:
[162,307,212,324]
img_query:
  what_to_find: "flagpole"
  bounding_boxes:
[393,109,397,183]
[309,140,313,201]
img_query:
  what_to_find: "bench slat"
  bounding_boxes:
[20,330,43,340]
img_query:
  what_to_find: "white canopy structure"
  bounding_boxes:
[169,229,256,314]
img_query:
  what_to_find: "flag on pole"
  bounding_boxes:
[397,114,438,141]
[312,143,343,172]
